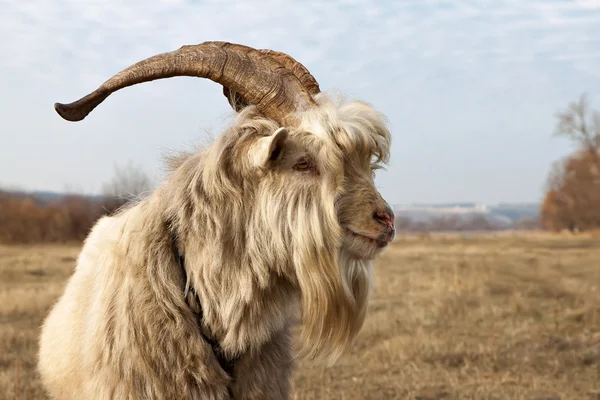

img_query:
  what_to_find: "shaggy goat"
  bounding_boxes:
[38,41,395,400]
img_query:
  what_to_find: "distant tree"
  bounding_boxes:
[541,94,600,232]
[541,150,600,231]
[102,161,153,200]
[554,93,600,154]
[101,162,154,212]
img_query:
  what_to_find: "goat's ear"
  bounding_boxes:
[252,127,289,168]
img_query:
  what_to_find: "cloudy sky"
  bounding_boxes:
[2,0,600,205]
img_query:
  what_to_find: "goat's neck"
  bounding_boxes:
[179,238,299,357]
[159,159,300,357]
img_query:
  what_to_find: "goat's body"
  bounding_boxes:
[39,196,294,400]
[39,93,392,399]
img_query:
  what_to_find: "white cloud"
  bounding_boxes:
[3,0,599,83]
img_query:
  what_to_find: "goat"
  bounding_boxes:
[38,41,395,400]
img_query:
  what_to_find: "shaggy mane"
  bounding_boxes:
[155,91,391,362]
[38,90,393,399]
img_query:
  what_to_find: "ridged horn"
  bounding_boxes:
[224,48,321,112]
[54,41,317,126]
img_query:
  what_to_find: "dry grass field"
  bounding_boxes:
[1,232,599,399]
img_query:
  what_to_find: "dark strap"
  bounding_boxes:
[170,232,239,379]
[185,284,237,377]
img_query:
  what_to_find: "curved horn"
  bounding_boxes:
[260,49,320,96]
[224,49,321,112]
[54,41,316,126]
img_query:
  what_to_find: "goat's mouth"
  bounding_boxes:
[344,227,393,249]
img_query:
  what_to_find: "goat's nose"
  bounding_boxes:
[373,205,395,227]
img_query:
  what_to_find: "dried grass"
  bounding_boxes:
[1,232,599,399]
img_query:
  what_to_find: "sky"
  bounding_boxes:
[2,0,600,205]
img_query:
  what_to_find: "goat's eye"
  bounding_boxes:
[294,158,312,171]
[296,160,309,169]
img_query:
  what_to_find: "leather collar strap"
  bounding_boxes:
[169,232,239,380]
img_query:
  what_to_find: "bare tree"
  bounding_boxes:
[556,94,600,186]
[102,161,153,206]
[555,93,600,153]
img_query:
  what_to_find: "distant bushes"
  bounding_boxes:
[0,191,128,244]
[0,162,152,244]
[394,214,540,233]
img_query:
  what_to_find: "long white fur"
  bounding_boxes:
[38,92,392,399]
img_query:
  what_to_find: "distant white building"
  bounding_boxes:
[394,203,489,215]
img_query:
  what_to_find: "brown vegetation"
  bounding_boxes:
[0,192,113,244]
[1,233,599,399]
[541,150,600,232]
[541,94,600,232]
[0,163,151,244]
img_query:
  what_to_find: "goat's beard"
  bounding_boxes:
[294,246,372,365]
[270,182,373,365]
[293,230,372,365]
